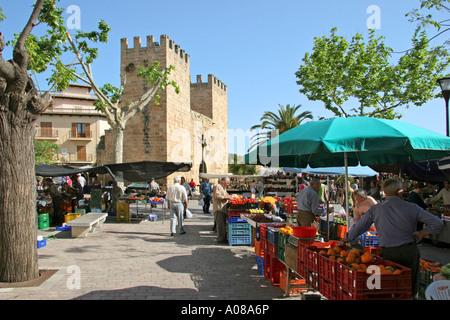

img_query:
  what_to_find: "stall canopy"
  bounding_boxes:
[283,165,378,177]
[35,161,192,183]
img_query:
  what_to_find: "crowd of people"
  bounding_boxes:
[37,173,89,226]
[165,173,447,300]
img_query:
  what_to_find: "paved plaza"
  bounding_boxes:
[1,201,284,300]
[1,201,449,301]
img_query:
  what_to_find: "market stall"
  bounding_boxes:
[244,117,450,299]
[36,161,192,224]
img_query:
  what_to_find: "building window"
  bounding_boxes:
[72,123,91,138]
[40,122,53,137]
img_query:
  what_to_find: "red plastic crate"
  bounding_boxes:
[284,202,297,214]
[259,223,285,238]
[336,259,412,298]
[319,277,336,300]
[267,241,278,258]
[297,240,315,263]
[227,210,247,217]
[318,253,338,284]
[307,270,320,291]
[304,241,340,273]
[264,254,286,285]
[363,247,382,256]
[336,286,412,300]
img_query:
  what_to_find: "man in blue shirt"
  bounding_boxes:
[200,178,213,214]
[343,178,443,298]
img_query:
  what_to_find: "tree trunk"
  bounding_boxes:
[110,126,125,213]
[113,125,124,164]
[0,110,39,283]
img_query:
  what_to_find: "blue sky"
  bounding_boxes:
[2,1,449,155]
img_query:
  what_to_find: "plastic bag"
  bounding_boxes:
[186,209,193,219]
[198,198,204,206]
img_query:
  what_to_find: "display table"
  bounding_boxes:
[428,218,450,244]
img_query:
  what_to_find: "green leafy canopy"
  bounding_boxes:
[296,27,450,119]
[5,0,110,91]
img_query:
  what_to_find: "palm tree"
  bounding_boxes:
[249,104,313,151]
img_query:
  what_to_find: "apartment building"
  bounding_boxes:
[36,84,109,166]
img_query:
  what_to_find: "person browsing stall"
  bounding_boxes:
[167,176,188,236]
[430,179,450,206]
[200,178,212,214]
[296,178,332,227]
[44,178,63,226]
[353,189,377,224]
[213,177,233,243]
[343,178,443,299]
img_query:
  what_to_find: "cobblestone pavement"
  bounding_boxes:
[1,201,286,300]
[1,201,449,301]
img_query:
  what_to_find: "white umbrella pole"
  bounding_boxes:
[344,152,349,229]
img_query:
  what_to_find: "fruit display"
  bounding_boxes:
[318,246,404,274]
[130,195,145,200]
[149,197,165,202]
[229,198,258,205]
[249,215,274,223]
[333,218,347,225]
[440,263,450,280]
[280,226,294,235]
[249,209,264,214]
[420,259,442,273]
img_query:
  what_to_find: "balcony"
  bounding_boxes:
[66,153,94,164]
[35,129,59,140]
[42,107,106,117]
[68,131,93,141]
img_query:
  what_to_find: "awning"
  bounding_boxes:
[35,161,192,183]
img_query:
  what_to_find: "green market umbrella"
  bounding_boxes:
[245,117,450,226]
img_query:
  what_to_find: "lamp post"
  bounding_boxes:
[437,77,450,137]
[201,134,207,173]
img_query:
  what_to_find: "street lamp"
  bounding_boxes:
[437,77,450,137]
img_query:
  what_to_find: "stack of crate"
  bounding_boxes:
[261,224,286,285]
[227,209,252,246]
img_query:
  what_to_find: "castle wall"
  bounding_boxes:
[97,34,228,191]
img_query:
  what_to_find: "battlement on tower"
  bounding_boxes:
[190,74,227,92]
[120,34,190,63]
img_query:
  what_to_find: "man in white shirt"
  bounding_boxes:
[77,173,86,188]
[167,176,188,236]
[431,180,450,206]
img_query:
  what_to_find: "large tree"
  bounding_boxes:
[0,0,177,283]
[296,28,450,119]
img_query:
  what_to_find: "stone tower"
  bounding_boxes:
[97,35,228,190]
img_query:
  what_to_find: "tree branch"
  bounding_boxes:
[13,0,45,69]
[66,31,114,108]
[122,76,162,122]
[0,33,15,81]
[367,101,404,117]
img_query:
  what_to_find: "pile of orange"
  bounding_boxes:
[420,259,442,273]
[319,246,404,274]
[280,226,294,235]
